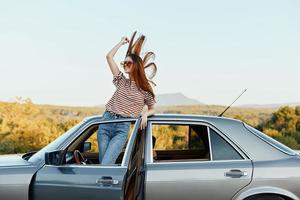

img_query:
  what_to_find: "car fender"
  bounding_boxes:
[233,186,299,200]
[0,154,43,200]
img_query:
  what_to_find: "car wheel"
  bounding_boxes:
[245,194,285,200]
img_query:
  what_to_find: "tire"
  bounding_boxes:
[245,194,285,200]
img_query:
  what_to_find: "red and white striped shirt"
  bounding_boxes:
[105,71,156,118]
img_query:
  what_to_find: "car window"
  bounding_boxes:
[28,121,84,163]
[244,123,297,156]
[66,120,136,165]
[84,123,134,153]
[150,123,244,162]
[85,129,99,153]
[209,128,243,160]
[151,123,210,162]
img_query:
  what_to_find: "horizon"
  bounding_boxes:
[1,0,300,106]
[1,92,299,108]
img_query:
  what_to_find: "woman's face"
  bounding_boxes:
[123,56,134,73]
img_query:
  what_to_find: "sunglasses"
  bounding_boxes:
[120,61,133,67]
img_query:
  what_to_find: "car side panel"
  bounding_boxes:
[32,165,127,200]
[0,165,39,200]
[145,160,253,200]
[233,157,300,200]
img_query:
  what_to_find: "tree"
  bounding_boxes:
[295,106,300,116]
[260,106,300,149]
[296,106,300,131]
[267,106,298,136]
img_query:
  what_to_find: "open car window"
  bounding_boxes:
[150,122,243,163]
[65,120,137,166]
[151,123,210,162]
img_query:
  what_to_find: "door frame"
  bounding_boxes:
[143,119,254,200]
[32,117,143,200]
[145,119,250,164]
[58,117,141,167]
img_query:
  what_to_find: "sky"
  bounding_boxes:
[0,0,299,106]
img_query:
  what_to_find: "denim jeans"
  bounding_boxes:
[97,110,131,164]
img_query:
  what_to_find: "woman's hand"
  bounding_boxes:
[139,105,155,130]
[120,37,129,45]
[140,112,148,130]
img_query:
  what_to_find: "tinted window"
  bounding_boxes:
[152,124,210,162]
[245,124,297,156]
[210,129,243,160]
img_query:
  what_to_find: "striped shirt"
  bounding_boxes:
[105,71,156,118]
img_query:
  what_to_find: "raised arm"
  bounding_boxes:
[106,37,129,76]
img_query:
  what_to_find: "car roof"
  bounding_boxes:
[84,113,242,124]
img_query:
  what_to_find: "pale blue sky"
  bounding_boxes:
[0,0,299,106]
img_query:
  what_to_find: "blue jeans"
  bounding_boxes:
[97,110,131,164]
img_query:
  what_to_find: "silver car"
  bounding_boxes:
[0,114,300,200]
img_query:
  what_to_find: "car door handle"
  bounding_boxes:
[96,176,119,186]
[225,169,247,178]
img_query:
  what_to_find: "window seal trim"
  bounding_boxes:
[207,126,213,161]
[59,118,139,167]
[146,120,249,164]
[44,164,127,169]
[146,159,251,166]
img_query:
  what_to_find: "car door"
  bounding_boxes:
[31,118,142,200]
[144,120,253,200]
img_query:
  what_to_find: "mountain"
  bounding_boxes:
[156,93,204,106]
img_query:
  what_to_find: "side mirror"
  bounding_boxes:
[45,150,67,165]
[83,142,92,152]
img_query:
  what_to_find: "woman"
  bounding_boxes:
[97,31,157,165]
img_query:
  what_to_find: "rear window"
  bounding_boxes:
[210,129,243,160]
[244,123,297,156]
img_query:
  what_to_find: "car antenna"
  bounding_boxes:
[218,89,247,117]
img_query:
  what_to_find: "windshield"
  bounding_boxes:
[244,123,297,156]
[28,121,84,163]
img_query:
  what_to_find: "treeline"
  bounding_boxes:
[0,98,299,154]
[0,98,103,154]
[257,106,300,149]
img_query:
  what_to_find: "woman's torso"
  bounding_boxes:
[105,71,149,118]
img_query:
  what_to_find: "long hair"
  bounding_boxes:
[126,31,157,99]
